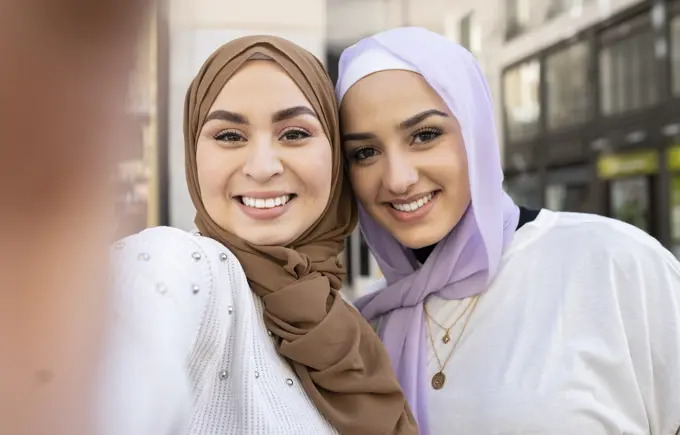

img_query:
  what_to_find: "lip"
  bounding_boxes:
[385,191,439,223]
[235,191,293,199]
[388,191,437,205]
[234,195,294,221]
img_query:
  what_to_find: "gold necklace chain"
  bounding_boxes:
[424,296,475,344]
[425,295,480,390]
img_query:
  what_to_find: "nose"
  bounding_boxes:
[383,151,418,194]
[242,137,283,182]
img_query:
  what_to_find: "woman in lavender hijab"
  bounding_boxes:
[336,27,680,435]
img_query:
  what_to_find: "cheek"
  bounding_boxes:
[298,142,333,204]
[349,166,381,207]
[196,141,234,198]
[452,147,471,199]
[431,140,470,196]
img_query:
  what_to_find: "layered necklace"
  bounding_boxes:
[424,295,480,390]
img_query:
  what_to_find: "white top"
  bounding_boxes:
[99,227,338,435]
[369,210,680,435]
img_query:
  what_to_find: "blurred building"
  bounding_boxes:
[329,0,680,296]
[119,0,679,295]
[116,5,167,238]
[450,0,680,257]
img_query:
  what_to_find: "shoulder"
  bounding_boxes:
[110,227,246,318]
[112,226,242,273]
[532,211,679,275]
[114,226,223,256]
[109,227,247,358]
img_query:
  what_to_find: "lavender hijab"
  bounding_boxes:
[336,28,520,434]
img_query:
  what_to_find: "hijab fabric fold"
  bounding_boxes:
[336,28,520,434]
[184,35,417,435]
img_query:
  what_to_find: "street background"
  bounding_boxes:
[119,0,680,297]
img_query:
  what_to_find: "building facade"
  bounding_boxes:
[329,0,680,295]
[480,0,680,256]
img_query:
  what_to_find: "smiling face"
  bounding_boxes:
[196,60,333,246]
[340,70,471,249]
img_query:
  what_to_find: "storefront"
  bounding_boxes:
[545,164,593,212]
[115,8,168,237]
[597,150,660,235]
[665,144,680,256]
[501,0,680,249]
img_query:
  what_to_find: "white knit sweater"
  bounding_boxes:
[100,226,339,435]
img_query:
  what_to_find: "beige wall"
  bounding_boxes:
[326,0,449,48]
[166,0,328,230]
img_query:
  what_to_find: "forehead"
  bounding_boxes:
[211,60,312,111]
[340,70,450,126]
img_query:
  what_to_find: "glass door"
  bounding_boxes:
[545,183,590,212]
[545,164,592,212]
[609,176,653,233]
[597,150,659,236]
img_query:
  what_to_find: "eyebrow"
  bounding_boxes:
[341,132,378,142]
[203,105,317,126]
[204,110,248,125]
[399,109,449,130]
[341,109,450,142]
[271,106,318,123]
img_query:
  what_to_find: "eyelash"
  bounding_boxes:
[214,129,245,142]
[349,126,444,163]
[213,127,313,143]
[411,126,443,144]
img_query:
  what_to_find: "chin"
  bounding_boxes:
[239,229,297,247]
[394,229,447,249]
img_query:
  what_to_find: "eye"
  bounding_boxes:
[350,146,380,162]
[214,130,246,143]
[411,127,443,145]
[280,128,311,142]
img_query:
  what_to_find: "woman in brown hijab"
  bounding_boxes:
[103,35,417,435]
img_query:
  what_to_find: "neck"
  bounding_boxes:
[413,244,436,264]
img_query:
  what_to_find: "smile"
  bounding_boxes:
[390,191,436,213]
[239,194,294,209]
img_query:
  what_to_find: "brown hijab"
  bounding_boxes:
[183,35,418,435]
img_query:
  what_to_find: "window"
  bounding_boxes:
[672,14,680,96]
[503,60,541,142]
[546,41,591,130]
[599,18,659,116]
[460,13,481,57]
[546,184,590,212]
[506,0,531,40]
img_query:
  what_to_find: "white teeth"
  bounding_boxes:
[241,195,291,209]
[391,192,435,213]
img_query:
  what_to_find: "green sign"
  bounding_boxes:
[597,151,659,179]
[671,176,680,242]
[667,145,680,171]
